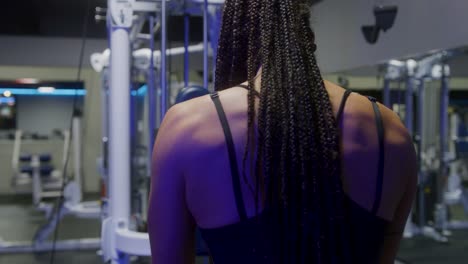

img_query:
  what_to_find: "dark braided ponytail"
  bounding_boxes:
[215,0,351,263]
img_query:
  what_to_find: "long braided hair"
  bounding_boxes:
[215,0,351,263]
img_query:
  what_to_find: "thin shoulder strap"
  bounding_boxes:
[210,92,248,220]
[368,96,385,216]
[337,90,353,122]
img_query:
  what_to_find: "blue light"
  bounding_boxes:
[131,85,148,97]
[1,85,148,97]
[0,88,86,96]
[0,97,15,104]
[137,85,148,96]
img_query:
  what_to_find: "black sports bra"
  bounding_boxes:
[199,86,388,263]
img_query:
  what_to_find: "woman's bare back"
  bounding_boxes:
[149,80,417,263]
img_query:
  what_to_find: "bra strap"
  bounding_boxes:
[210,92,248,220]
[337,90,353,122]
[368,96,385,215]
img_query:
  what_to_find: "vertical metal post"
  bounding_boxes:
[101,70,110,176]
[403,73,416,238]
[405,77,414,135]
[148,16,156,171]
[72,114,82,197]
[383,78,391,108]
[203,0,209,89]
[32,155,41,206]
[100,70,110,219]
[184,12,190,87]
[108,0,133,226]
[448,111,459,194]
[417,79,426,228]
[108,0,132,256]
[439,67,450,204]
[109,27,131,227]
[129,80,140,216]
[160,0,168,121]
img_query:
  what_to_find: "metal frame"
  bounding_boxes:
[148,15,157,178]
[384,51,467,243]
[101,1,225,263]
[411,56,449,242]
[10,130,67,202]
[0,115,101,254]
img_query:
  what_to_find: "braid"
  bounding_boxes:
[245,0,262,210]
[215,0,351,263]
[214,1,233,89]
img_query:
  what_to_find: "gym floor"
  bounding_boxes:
[0,196,467,264]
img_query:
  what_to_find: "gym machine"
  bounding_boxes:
[95,1,224,263]
[11,129,69,214]
[445,109,468,225]
[383,51,468,243]
[0,113,101,253]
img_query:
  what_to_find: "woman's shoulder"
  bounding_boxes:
[163,89,246,152]
[325,80,410,148]
[326,81,416,220]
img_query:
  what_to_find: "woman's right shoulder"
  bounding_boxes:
[344,89,416,169]
[339,89,417,220]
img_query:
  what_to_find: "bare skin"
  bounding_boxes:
[148,80,418,264]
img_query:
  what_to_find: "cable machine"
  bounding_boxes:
[98,1,225,262]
